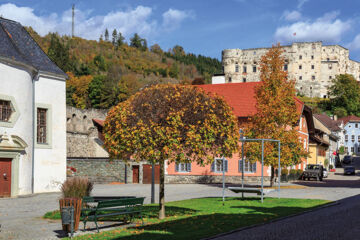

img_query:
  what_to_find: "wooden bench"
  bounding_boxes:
[81,197,145,232]
[228,187,275,196]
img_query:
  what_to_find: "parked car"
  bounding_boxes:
[342,155,352,165]
[344,166,355,175]
[323,169,328,178]
[302,164,324,181]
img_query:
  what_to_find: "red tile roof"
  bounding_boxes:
[198,82,304,117]
[93,118,105,127]
[198,82,259,117]
[338,115,360,125]
[314,114,341,131]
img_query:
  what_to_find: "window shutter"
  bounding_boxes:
[253,162,257,172]
[211,161,215,172]
[187,163,191,172]
[175,164,179,172]
[225,160,228,172]
[239,160,242,172]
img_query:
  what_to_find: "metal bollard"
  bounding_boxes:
[61,206,74,238]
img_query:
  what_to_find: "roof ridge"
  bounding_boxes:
[0,17,21,25]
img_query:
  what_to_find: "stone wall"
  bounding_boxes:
[66,107,109,158]
[67,158,150,184]
[223,42,360,98]
[67,158,127,184]
[165,175,271,184]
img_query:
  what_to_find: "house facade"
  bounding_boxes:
[0,18,67,197]
[339,115,360,155]
[166,82,313,183]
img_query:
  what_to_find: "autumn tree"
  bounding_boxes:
[244,44,307,186]
[104,84,239,219]
[66,72,92,109]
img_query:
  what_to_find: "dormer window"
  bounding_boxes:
[0,100,12,122]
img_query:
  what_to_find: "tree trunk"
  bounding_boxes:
[159,160,165,219]
[270,165,275,187]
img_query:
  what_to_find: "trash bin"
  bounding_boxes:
[61,206,74,237]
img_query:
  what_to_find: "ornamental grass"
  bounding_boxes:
[61,177,93,199]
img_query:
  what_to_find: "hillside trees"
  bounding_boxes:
[47,33,73,72]
[103,84,239,219]
[27,28,221,109]
[244,44,308,186]
[327,74,360,117]
[130,33,147,51]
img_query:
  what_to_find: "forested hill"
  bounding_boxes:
[26,27,222,109]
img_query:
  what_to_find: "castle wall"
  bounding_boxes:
[66,107,109,158]
[222,42,360,98]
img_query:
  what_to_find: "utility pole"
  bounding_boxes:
[72,4,75,37]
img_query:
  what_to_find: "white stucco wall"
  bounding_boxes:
[212,75,226,84]
[34,76,66,193]
[0,62,33,195]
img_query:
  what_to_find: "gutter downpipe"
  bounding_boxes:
[31,72,39,194]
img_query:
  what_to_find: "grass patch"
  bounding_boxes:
[44,210,61,220]
[51,197,330,240]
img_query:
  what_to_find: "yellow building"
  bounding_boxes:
[308,130,329,166]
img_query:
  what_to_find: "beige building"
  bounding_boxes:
[222,42,360,98]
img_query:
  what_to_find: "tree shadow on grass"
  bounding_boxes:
[109,205,315,240]
[141,205,197,218]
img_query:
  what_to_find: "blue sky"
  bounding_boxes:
[1,0,360,60]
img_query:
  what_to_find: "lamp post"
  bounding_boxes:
[240,129,245,199]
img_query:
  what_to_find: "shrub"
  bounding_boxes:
[339,146,345,154]
[61,177,93,199]
[281,169,288,176]
[329,164,334,170]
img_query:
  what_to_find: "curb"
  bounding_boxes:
[202,201,339,240]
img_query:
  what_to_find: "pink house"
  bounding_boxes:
[165,82,314,184]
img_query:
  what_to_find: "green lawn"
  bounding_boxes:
[45,197,330,240]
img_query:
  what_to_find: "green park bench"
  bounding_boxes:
[81,197,145,232]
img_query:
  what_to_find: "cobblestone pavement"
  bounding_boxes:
[0,168,359,240]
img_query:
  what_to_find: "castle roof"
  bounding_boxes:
[0,17,67,78]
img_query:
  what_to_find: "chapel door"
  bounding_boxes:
[0,158,12,197]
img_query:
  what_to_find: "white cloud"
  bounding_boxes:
[162,9,194,31]
[275,11,351,43]
[348,34,360,50]
[0,3,193,40]
[282,10,302,21]
[0,3,58,35]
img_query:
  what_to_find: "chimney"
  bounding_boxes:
[333,115,338,121]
